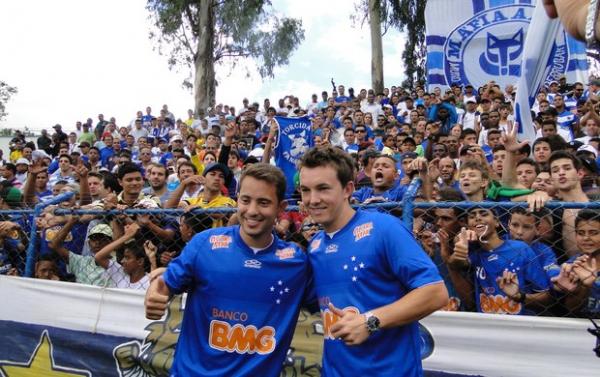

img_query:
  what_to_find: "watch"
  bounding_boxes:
[364,311,380,334]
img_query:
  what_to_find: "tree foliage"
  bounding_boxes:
[389,0,427,89]
[147,0,304,110]
[0,81,18,122]
[352,0,427,90]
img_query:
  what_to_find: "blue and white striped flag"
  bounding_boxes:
[425,0,588,108]
[515,0,588,142]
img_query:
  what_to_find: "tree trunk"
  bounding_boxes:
[369,0,384,94]
[194,0,216,117]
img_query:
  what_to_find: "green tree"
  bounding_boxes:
[0,81,18,122]
[389,0,427,89]
[353,0,427,90]
[147,0,305,115]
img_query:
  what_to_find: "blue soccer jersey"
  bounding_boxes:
[352,182,406,204]
[468,240,550,315]
[308,210,443,377]
[530,241,560,281]
[163,226,313,377]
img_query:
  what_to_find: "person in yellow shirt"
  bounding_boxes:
[180,163,235,228]
[9,140,24,163]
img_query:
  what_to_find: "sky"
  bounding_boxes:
[0,0,406,134]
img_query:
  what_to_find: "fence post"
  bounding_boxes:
[24,192,75,277]
[401,177,422,230]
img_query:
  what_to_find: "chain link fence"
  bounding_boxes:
[2,185,599,319]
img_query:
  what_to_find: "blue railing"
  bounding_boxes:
[7,176,600,277]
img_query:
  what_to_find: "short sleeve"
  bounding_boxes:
[383,217,443,290]
[163,233,204,294]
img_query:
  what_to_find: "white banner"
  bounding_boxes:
[0,276,598,376]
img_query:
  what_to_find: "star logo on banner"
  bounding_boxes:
[269,280,290,304]
[0,330,91,377]
[342,256,366,283]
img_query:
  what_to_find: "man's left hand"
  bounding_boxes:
[329,303,370,346]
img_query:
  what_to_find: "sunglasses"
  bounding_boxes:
[301,223,323,231]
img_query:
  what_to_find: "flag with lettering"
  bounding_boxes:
[273,116,313,198]
[514,0,588,142]
[425,0,588,91]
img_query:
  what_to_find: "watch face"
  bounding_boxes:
[367,316,380,332]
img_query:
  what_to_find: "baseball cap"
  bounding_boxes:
[589,79,600,86]
[52,124,62,129]
[579,156,598,174]
[15,158,30,166]
[578,144,598,158]
[89,224,113,239]
[567,140,584,150]
[170,135,183,143]
[400,151,418,161]
[0,185,22,207]
[203,162,232,185]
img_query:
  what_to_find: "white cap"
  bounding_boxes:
[16,158,30,166]
[578,144,598,158]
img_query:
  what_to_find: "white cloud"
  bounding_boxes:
[0,0,407,134]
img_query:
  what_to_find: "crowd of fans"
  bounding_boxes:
[0,77,598,318]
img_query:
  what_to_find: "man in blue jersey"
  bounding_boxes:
[144,163,314,377]
[298,146,448,377]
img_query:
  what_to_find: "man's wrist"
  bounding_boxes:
[509,291,526,303]
[363,311,381,334]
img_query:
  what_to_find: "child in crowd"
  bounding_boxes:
[447,207,551,315]
[94,223,150,290]
[552,210,600,317]
[507,207,560,281]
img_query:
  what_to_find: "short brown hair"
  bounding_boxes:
[459,160,490,181]
[299,146,355,187]
[239,163,287,202]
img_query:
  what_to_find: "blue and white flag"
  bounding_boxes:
[515,0,588,142]
[274,116,313,198]
[425,0,588,93]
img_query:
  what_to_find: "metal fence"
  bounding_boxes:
[2,181,599,319]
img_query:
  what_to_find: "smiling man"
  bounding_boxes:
[145,164,315,377]
[299,146,448,377]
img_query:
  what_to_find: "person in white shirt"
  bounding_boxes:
[461,100,479,130]
[361,90,383,119]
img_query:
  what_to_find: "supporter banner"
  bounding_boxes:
[425,0,588,91]
[0,276,598,377]
[514,1,569,142]
[273,116,313,199]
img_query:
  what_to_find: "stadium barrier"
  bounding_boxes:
[0,178,597,318]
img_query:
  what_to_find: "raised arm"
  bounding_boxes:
[501,121,529,188]
[48,215,79,261]
[94,223,140,269]
[22,160,47,207]
[262,120,278,163]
